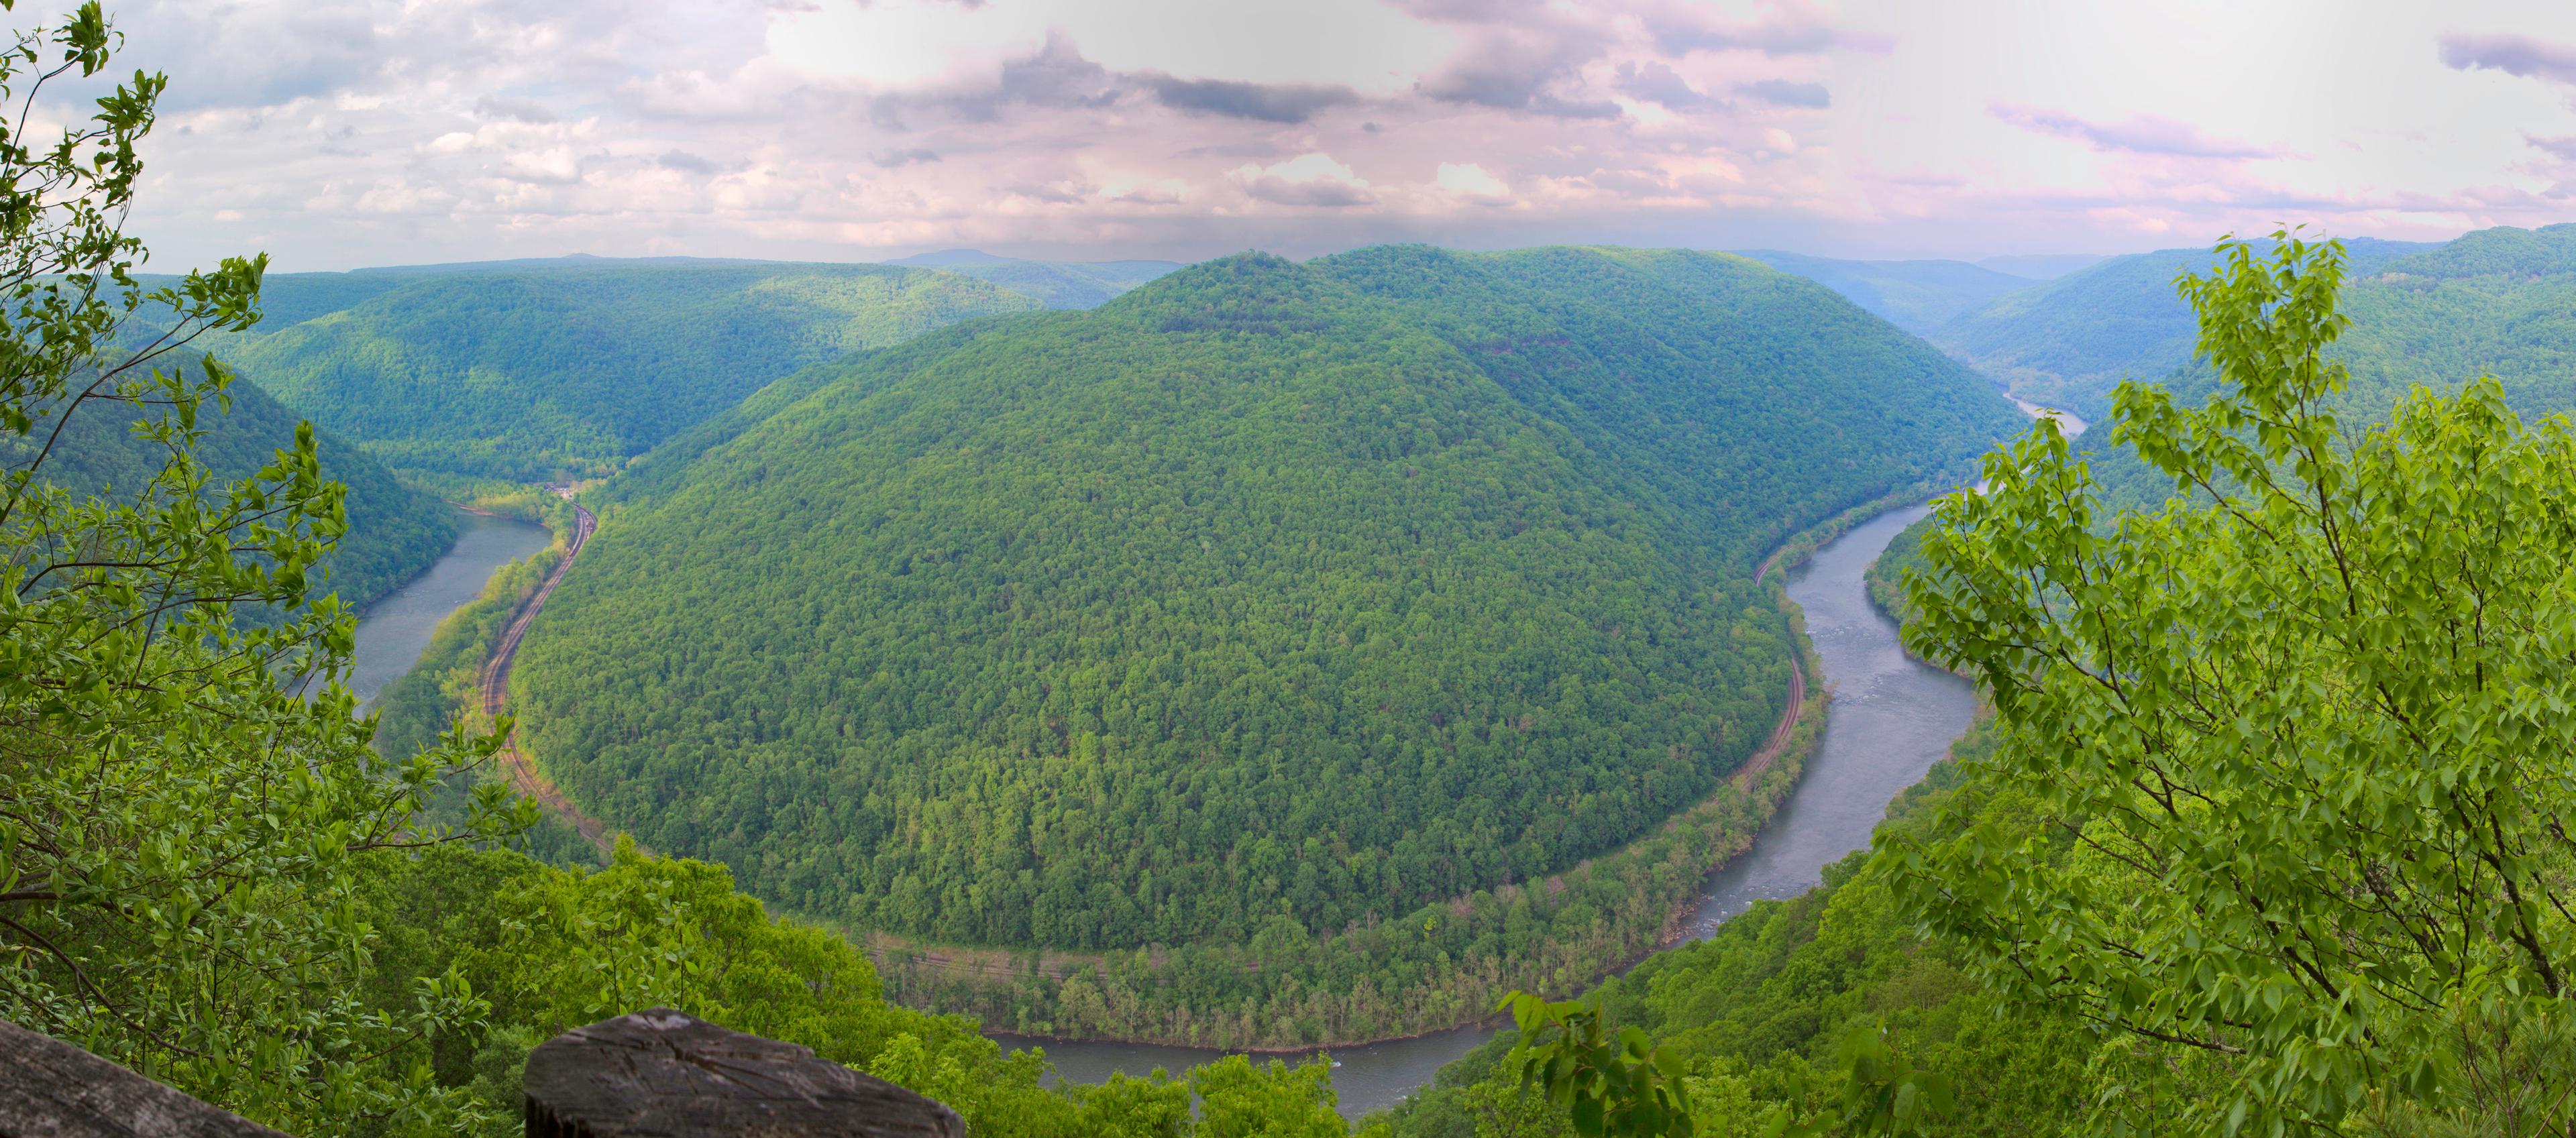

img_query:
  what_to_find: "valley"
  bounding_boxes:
[496,245,2021,1047]
[1007,502,1980,1117]
[29,5,2576,1133]
[55,225,2576,1134]
[337,416,1981,1120]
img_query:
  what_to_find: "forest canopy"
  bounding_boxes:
[511,247,2025,957]
[219,261,1042,485]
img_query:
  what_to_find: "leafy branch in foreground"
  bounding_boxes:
[1501,990,1697,1137]
[0,3,523,1132]
[1890,231,2576,1134]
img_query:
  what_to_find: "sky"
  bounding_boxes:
[55,0,2576,272]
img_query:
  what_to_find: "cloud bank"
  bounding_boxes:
[51,0,2576,269]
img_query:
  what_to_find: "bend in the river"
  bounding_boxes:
[347,445,2040,1121]
[1002,502,1983,1118]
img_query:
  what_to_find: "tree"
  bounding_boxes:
[0,5,521,1132]
[1501,990,1696,1137]
[1889,233,2576,1133]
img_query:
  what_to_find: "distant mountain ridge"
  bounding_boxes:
[1927,224,2576,517]
[883,248,1183,309]
[1933,233,2458,419]
[1974,253,2106,280]
[211,261,1041,488]
[1729,249,2036,336]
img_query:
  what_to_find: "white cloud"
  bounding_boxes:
[1233,152,1375,207]
[57,0,2576,271]
[1436,162,1509,197]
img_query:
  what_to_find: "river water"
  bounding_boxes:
[995,503,1983,1119]
[345,512,551,708]
[328,472,1998,1119]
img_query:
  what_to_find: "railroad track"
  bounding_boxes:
[479,502,614,851]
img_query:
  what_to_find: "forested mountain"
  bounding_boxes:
[1939,225,2576,514]
[1931,235,2437,416]
[7,347,455,608]
[508,247,2023,968]
[884,248,1183,308]
[1731,249,2035,336]
[1972,252,2105,280]
[219,262,1040,486]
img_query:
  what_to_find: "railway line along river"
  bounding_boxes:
[347,510,551,708]
[994,501,1982,1118]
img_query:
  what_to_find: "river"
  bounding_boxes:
[346,511,552,708]
[994,502,1983,1119]
[333,453,2012,1120]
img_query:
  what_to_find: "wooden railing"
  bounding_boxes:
[1,1010,961,1138]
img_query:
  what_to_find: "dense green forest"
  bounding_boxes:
[506,245,2023,1041]
[37,2,2576,1133]
[222,261,1041,487]
[872,632,1823,1048]
[885,248,1183,308]
[2,344,455,609]
[1730,250,2035,337]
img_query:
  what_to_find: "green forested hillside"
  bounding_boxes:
[885,249,1183,308]
[510,247,2022,974]
[225,262,1039,486]
[1946,225,2576,514]
[1731,249,2035,336]
[1314,245,2022,561]
[6,349,455,608]
[1933,235,2434,416]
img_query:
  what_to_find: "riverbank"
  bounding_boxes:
[869,623,1827,1051]
[869,481,1964,1052]
[363,502,608,868]
[478,503,614,854]
[1011,500,1985,1118]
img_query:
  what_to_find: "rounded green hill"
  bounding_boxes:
[511,246,2026,952]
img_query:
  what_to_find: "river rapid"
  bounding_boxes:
[994,503,1982,1119]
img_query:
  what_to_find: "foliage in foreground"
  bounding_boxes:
[1378,723,2112,1138]
[354,842,1368,1138]
[0,5,518,1129]
[1896,233,2576,1133]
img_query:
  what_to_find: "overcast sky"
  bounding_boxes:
[62,0,2576,271]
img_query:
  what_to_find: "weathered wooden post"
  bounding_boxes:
[521,1008,963,1138]
[0,1017,288,1137]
